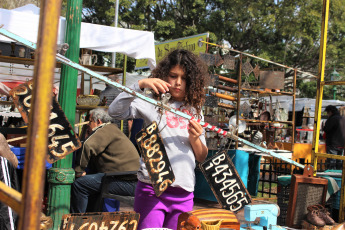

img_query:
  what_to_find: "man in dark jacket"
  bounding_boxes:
[71,108,140,213]
[323,105,345,169]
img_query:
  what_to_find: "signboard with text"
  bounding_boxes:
[135,33,209,69]
[199,151,252,212]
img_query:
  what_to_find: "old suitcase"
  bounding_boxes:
[177,208,240,230]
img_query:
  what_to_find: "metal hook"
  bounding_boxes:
[157,92,171,133]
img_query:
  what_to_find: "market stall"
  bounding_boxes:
[1,1,345,230]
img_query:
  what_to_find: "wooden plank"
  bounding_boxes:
[199,151,252,212]
[9,80,81,163]
[136,121,175,197]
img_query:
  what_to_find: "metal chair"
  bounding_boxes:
[99,171,138,211]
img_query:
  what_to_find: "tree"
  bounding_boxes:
[0,0,40,9]
[79,0,345,76]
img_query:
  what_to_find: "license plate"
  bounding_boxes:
[10,80,81,163]
[199,151,252,212]
[136,121,175,197]
[60,212,140,230]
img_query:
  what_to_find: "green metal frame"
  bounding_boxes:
[47,0,83,228]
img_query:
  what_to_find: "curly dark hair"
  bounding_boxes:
[151,49,209,115]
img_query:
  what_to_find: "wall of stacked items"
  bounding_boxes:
[198,41,316,154]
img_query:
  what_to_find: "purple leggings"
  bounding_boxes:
[134,181,194,230]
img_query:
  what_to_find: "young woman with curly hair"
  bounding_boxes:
[109,49,209,230]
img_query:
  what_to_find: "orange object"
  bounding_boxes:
[214,93,236,101]
[178,209,240,230]
[180,215,202,230]
[217,75,238,84]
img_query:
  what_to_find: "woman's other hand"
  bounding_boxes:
[138,78,171,94]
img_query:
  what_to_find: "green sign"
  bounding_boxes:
[136,33,209,69]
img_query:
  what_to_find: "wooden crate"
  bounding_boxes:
[286,166,328,228]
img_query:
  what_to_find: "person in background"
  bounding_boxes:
[100,74,132,136]
[71,108,140,213]
[323,105,345,169]
[109,49,209,230]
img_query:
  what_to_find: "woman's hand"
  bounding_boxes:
[188,119,208,162]
[188,119,204,141]
[139,78,171,94]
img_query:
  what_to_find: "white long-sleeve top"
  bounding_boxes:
[108,82,206,192]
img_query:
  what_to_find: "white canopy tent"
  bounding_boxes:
[0,4,156,68]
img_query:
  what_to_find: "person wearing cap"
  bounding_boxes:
[323,105,345,169]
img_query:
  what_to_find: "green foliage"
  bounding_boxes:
[79,0,345,82]
[297,80,345,100]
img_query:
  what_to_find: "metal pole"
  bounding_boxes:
[236,54,242,149]
[312,0,329,176]
[47,0,83,229]
[111,0,119,68]
[19,0,62,229]
[292,69,297,154]
[120,55,127,132]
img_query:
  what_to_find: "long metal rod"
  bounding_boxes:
[312,0,329,176]
[315,152,345,160]
[18,0,62,229]
[200,40,317,79]
[236,54,243,149]
[111,0,119,67]
[292,69,297,152]
[0,27,305,170]
[322,81,345,86]
[310,0,344,221]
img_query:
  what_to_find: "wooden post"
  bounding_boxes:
[18,0,62,229]
[47,0,83,229]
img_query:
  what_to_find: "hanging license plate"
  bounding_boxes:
[136,121,175,197]
[199,151,252,212]
[9,80,81,163]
